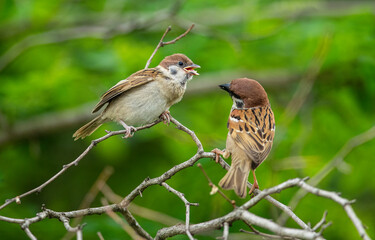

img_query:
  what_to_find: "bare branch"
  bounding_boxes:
[100,198,146,240]
[60,215,84,240]
[63,166,114,240]
[297,181,370,240]
[240,227,290,239]
[161,182,198,240]
[313,211,328,231]
[145,24,195,69]
[2,175,366,239]
[101,183,181,226]
[208,151,311,230]
[120,208,153,240]
[222,222,229,240]
[23,227,37,240]
[278,124,375,239]
[145,26,171,69]
[155,208,322,240]
[0,120,161,210]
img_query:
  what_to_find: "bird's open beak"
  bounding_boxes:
[184,64,200,75]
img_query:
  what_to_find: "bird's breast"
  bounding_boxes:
[103,81,168,126]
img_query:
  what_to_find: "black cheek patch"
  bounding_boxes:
[170,68,177,75]
[236,101,244,108]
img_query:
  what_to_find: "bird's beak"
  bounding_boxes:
[184,64,200,75]
[219,83,231,93]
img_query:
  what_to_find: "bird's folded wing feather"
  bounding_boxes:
[92,68,160,113]
[228,106,275,166]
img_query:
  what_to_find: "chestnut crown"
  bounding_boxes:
[220,78,269,108]
[159,54,195,69]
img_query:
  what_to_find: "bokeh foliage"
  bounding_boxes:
[1,0,375,239]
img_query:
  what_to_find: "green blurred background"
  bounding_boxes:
[1,0,375,239]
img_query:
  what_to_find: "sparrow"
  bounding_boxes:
[212,78,275,198]
[73,53,200,140]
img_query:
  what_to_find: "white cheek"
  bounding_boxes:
[168,66,187,82]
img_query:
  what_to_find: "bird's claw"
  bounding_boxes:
[122,126,137,139]
[248,182,259,196]
[160,111,171,125]
[211,148,224,163]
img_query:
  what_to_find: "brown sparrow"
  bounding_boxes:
[212,78,275,198]
[73,54,200,140]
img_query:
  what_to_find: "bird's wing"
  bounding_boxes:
[92,68,161,113]
[228,106,275,168]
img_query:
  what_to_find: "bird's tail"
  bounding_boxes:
[219,159,251,198]
[73,116,106,140]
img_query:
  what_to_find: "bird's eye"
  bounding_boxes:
[178,61,183,66]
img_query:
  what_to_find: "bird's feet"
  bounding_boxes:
[211,148,225,163]
[248,182,259,196]
[160,110,171,125]
[248,171,259,196]
[119,120,136,138]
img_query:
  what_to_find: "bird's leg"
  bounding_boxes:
[211,148,229,163]
[159,110,171,125]
[248,170,259,195]
[119,120,136,138]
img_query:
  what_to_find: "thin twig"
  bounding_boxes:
[0,120,161,211]
[161,182,198,240]
[97,232,105,240]
[145,26,171,69]
[101,183,181,226]
[210,152,311,230]
[100,198,144,240]
[297,181,370,240]
[120,208,153,240]
[145,24,195,69]
[2,176,365,239]
[63,166,114,240]
[278,125,375,240]
[240,228,290,239]
[23,227,37,240]
[313,211,328,231]
[155,207,322,240]
[197,163,236,208]
[222,222,229,240]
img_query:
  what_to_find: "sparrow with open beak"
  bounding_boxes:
[73,54,200,140]
[212,78,275,198]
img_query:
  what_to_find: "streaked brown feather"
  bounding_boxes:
[92,68,162,113]
[228,105,275,169]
